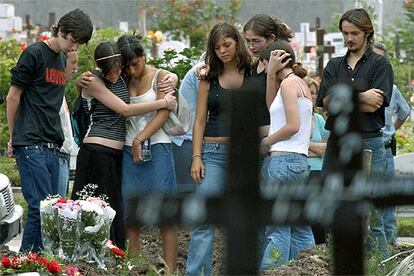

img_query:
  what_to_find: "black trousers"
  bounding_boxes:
[309,170,327,245]
[72,143,126,249]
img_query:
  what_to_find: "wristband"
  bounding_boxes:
[192,154,202,158]
[134,137,143,143]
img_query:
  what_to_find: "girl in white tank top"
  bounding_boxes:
[258,41,315,269]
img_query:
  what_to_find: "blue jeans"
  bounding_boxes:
[260,153,314,270]
[58,152,70,197]
[322,136,388,255]
[172,140,197,193]
[363,137,388,255]
[381,147,397,244]
[15,144,60,253]
[186,142,228,276]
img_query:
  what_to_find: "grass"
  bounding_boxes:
[14,196,28,224]
[398,217,414,237]
[0,155,20,186]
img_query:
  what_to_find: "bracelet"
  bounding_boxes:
[192,154,202,158]
[134,137,143,143]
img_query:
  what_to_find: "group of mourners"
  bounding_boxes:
[6,6,410,275]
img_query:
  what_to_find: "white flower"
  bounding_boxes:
[78,200,104,216]
[58,206,80,219]
[103,206,116,223]
[40,198,59,213]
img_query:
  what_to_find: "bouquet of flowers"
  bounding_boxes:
[40,196,61,255]
[55,199,81,261]
[0,253,62,274]
[40,184,116,267]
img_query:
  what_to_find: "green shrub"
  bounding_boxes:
[396,120,414,154]
[0,156,20,186]
[398,217,414,237]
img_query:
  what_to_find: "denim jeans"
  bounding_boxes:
[362,137,388,255]
[186,142,228,276]
[322,136,388,255]
[259,153,314,270]
[15,144,60,253]
[172,140,197,194]
[58,152,70,197]
[381,147,397,244]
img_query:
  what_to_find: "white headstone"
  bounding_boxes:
[0,17,22,32]
[394,153,414,176]
[0,4,14,18]
[119,21,128,32]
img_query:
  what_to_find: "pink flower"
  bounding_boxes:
[10,256,21,269]
[27,252,39,262]
[66,265,83,276]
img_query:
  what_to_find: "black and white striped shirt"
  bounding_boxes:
[83,76,130,141]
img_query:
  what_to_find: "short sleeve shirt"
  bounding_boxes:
[10,41,66,146]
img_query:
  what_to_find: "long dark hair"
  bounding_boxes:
[116,34,145,69]
[94,41,122,78]
[205,22,251,79]
[243,14,293,42]
[339,8,374,46]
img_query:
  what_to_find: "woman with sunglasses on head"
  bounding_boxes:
[71,41,176,250]
[243,14,293,137]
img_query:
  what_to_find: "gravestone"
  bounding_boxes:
[395,153,414,218]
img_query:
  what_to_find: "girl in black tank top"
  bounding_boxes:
[186,22,252,275]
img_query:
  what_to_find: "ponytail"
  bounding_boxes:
[292,63,307,78]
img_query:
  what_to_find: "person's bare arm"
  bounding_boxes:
[358,88,384,112]
[308,139,327,156]
[132,71,173,162]
[191,80,209,184]
[84,77,176,116]
[6,86,23,157]
[265,51,290,108]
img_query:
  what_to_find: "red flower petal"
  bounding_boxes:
[1,257,11,268]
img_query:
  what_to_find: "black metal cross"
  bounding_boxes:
[128,82,414,275]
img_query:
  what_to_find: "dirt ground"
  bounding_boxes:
[1,229,413,275]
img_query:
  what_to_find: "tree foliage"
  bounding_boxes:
[147,0,242,49]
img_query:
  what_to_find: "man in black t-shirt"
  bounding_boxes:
[6,9,93,253]
[316,8,392,257]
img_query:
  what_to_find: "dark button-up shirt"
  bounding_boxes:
[316,47,394,133]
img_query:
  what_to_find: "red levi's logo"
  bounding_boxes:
[45,68,66,85]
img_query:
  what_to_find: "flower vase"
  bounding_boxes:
[40,207,59,255]
[57,208,81,261]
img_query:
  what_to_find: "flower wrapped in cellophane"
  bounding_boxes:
[75,184,116,269]
[40,195,61,255]
[39,184,116,268]
[55,199,81,261]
